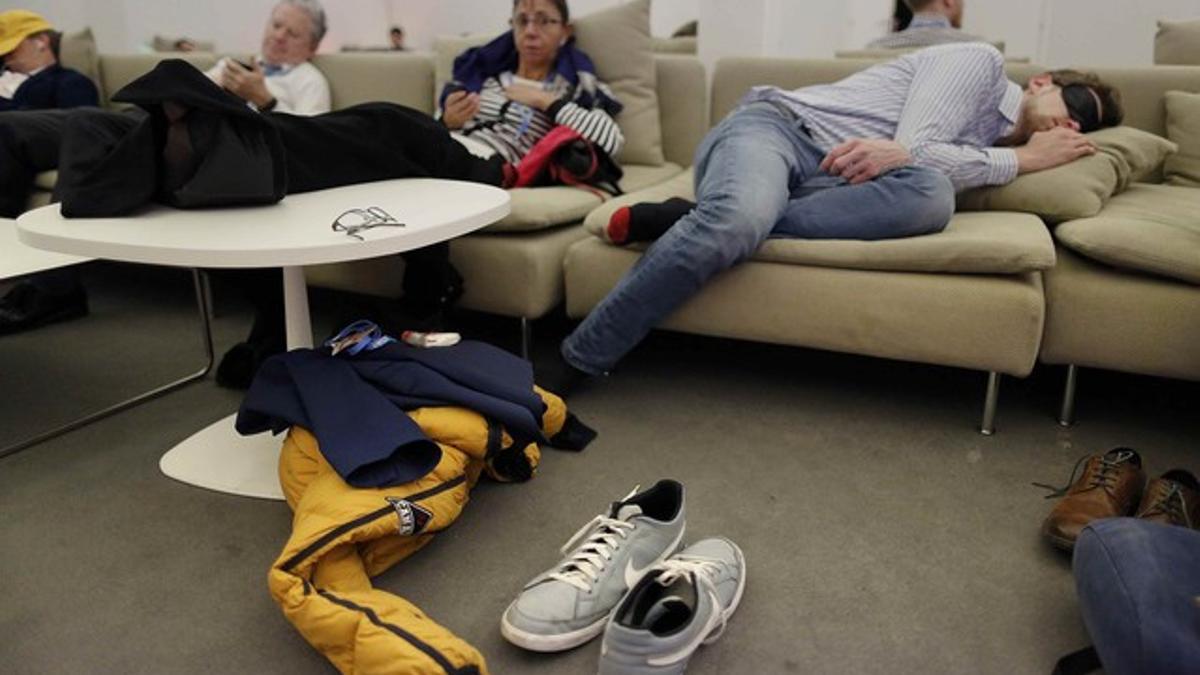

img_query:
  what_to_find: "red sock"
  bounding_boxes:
[606,206,632,244]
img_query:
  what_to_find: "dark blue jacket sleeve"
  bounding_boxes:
[54,69,100,108]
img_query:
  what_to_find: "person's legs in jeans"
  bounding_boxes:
[561,103,819,375]
[1073,518,1200,675]
[772,165,954,240]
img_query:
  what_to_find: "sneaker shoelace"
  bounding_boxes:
[1033,450,1135,499]
[653,555,729,642]
[1141,483,1193,528]
[549,515,637,592]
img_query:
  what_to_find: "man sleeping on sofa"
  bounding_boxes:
[538,43,1124,395]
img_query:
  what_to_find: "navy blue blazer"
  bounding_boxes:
[0,64,99,111]
[236,340,549,489]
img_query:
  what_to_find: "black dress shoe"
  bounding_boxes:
[0,281,89,335]
[216,337,285,390]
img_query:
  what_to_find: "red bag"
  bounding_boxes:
[514,126,623,196]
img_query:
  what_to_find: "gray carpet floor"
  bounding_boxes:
[1,262,1196,675]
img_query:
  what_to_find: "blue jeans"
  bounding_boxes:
[1073,519,1200,675]
[562,102,955,374]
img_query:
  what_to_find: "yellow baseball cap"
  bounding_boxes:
[0,10,54,57]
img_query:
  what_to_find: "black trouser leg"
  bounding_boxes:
[0,111,83,295]
[270,102,505,194]
[0,109,71,218]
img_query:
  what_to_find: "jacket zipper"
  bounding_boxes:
[283,474,471,674]
[281,474,466,573]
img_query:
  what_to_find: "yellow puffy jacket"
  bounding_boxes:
[267,386,569,674]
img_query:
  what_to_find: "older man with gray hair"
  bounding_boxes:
[205,0,330,115]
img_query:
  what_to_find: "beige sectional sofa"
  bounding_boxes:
[29,35,1197,433]
[564,57,1200,433]
[31,11,706,358]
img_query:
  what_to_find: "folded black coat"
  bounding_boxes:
[57,59,504,218]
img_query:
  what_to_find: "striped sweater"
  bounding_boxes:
[456,72,624,165]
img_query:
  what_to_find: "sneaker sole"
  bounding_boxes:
[501,525,687,652]
[500,609,610,652]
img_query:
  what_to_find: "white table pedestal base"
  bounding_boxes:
[160,265,311,500]
[159,413,286,500]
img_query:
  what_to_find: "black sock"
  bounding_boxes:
[536,350,590,398]
[608,197,696,244]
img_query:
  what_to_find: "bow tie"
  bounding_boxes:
[261,63,285,77]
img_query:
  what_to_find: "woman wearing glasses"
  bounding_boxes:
[440,0,624,166]
[51,0,627,388]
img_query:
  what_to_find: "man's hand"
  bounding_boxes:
[218,59,273,109]
[504,83,558,112]
[820,139,912,185]
[441,90,480,130]
[1015,127,1096,174]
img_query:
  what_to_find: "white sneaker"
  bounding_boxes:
[598,537,746,674]
[500,480,686,652]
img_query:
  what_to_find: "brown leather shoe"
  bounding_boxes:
[1135,469,1200,530]
[1040,448,1146,551]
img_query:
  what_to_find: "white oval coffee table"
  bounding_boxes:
[18,178,510,499]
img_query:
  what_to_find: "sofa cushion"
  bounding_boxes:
[583,168,1053,274]
[958,127,1177,223]
[434,0,663,167]
[751,212,1055,274]
[1164,90,1200,187]
[58,28,101,97]
[487,162,682,233]
[310,53,434,112]
[1054,183,1200,285]
[1154,20,1200,65]
[573,0,662,167]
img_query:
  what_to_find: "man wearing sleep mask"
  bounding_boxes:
[544,44,1126,395]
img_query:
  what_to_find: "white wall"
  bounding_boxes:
[18,0,699,54]
[699,0,1200,67]
[18,0,1200,65]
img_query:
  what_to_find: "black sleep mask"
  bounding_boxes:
[1062,84,1102,132]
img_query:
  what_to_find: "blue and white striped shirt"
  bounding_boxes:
[865,15,989,50]
[745,43,1023,192]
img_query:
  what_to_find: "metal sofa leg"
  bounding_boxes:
[980,371,1001,436]
[1059,364,1078,427]
[520,317,532,361]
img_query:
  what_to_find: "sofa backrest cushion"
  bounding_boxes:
[311,53,433,112]
[1055,184,1200,285]
[1164,90,1200,187]
[59,28,102,99]
[434,0,664,167]
[573,0,662,166]
[1155,19,1200,65]
[1084,66,1200,137]
[958,127,1178,224]
[98,53,218,109]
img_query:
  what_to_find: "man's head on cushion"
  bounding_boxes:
[1005,70,1123,144]
[261,0,326,67]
